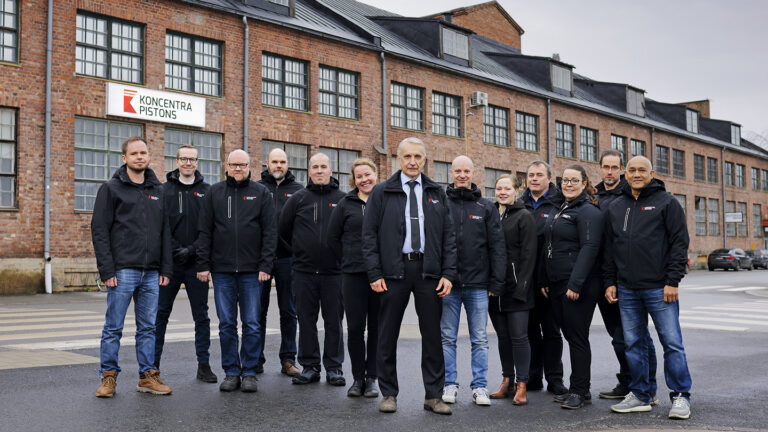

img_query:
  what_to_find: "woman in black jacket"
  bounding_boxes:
[488,175,536,405]
[326,158,380,398]
[541,164,604,409]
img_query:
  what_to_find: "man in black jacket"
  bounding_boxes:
[91,137,173,398]
[604,156,692,420]
[594,150,657,401]
[440,155,506,407]
[155,144,216,383]
[279,152,346,386]
[362,137,456,415]
[257,148,302,377]
[520,161,566,395]
[196,149,277,393]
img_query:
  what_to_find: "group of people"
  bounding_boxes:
[90,135,693,420]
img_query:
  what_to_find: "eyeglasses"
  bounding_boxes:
[227,163,249,169]
[561,178,582,185]
[177,157,198,163]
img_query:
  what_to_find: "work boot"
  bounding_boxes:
[379,396,397,413]
[196,363,218,383]
[96,371,117,398]
[490,377,511,399]
[599,382,629,399]
[137,370,172,395]
[219,375,241,392]
[281,360,301,377]
[347,379,364,397]
[424,398,452,415]
[512,381,528,405]
[241,376,258,393]
[363,378,380,398]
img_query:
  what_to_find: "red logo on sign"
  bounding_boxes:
[123,89,137,114]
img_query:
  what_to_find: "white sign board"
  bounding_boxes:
[725,212,743,223]
[106,83,206,127]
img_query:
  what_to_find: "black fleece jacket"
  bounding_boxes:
[278,177,345,274]
[195,172,277,274]
[258,169,304,259]
[602,178,689,290]
[326,188,368,274]
[163,169,210,262]
[91,165,172,281]
[445,184,506,294]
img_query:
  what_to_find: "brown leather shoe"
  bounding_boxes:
[424,398,452,415]
[137,369,172,395]
[379,395,397,413]
[96,371,117,398]
[281,360,301,377]
[490,377,511,399]
[512,381,528,405]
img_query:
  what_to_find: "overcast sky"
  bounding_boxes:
[359,0,768,142]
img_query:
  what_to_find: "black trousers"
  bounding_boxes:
[343,272,381,380]
[154,262,212,368]
[258,257,297,366]
[549,278,599,396]
[528,290,564,385]
[489,309,530,383]
[377,259,444,399]
[597,294,631,386]
[293,271,344,371]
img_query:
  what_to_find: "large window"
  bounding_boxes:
[319,66,359,120]
[737,202,747,237]
[555,122,575,158]
[736,164,745,188]
[432,92,462,137]
[164,129,222,183]
[432,161,451,190]
[390,82,423,130]
[655,145,669,175]
[611,134,627,164]
[686,109,698,133]
[694,197,706,236]
[515,112,538,151]
[441,27,469,60]
[630,139,646,157]
[725,201,736,237]
[724,162,734,186]
[580,127,598,162]
[165,32,222,97]
[0,108,16,208]
[731,124,741,145]
[262,53,308,111]
[672,149,685,178]
[0,0,18,63]
[754,204,763,238]
[74,118,142,211]
[693,154,705,181]
[707,157,718,183]
[763,169,768,191]
[484,105,508,147]
[321,147,359,193]
[551,64,572,93]
[708,198,719,236]
[484,168,510,200]
[261,141,308,185]
[627,88,645,116]
[752,167,760,190]
[76,12,143,84]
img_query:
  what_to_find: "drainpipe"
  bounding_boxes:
[242,16,249,152]
[43,0,53,294]
[649,127,655,164]
[546,98,551,164]
[721,147,727,248]
[380,52,387,154]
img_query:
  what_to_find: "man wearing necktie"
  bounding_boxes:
[362,137,457,415]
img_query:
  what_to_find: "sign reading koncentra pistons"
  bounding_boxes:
[106,83,206,128]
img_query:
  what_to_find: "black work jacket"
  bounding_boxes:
[195,172,277,274]
[163,169,210,261]
[91,165,172,281]
[542,193,604,295]
[602,179,689,289]
[595,177,627,211]
[258,169,304,259]
[489,200,537,312]
[362,171,457,283]
[445,184,506,294]
[520,183,564,284]
[327,188,368,274]
[279,177,346,274]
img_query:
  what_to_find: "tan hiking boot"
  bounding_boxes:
[96,371,117,398]
[137,369,172,395]
[424,398,452,415]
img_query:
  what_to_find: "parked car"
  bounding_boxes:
[746,249,768,269]
[707,248,753,271]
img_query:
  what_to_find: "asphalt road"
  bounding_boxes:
[0,270,767,432]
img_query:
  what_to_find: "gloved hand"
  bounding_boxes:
[173,247,192,264]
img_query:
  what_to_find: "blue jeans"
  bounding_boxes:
[441,287,489,389]
[258,257,297,366]
[212,272,263,377]
[100,269,159,376]
[618,285,692,402]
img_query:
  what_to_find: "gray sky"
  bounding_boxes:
[359,0,768,143]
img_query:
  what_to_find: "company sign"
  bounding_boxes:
[106,83,206,127]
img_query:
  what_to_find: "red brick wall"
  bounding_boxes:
[449,5,522,50]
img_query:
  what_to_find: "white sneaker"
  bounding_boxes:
[442,384,458,404]
[472,387,491,406]
[610,392,652,413]
[668,394,691,419]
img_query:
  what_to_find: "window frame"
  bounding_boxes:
[754,204,763,238]
[762,169,768,191]
[736,164,745,188]
[483,105,509,147]
[707,198,719,236]
[261,140,309,186]
[484,167,511,200]
[515,111,538,152]
[626,88,645,117]
[551,64,572,94]
[686,109,698,133]
[707,157,718,183]
[630,139,646,157]
[164,31,223,97]
[731,124,741,146]
[0,107,17,209]
[320,146,359,193]
[0,0,19,64]
[655,145,669,175]
[555,121,575,158]
[672,148,685,178]
[737,201,747,237]
[724,161,734,186]
[431,91,462,138]
[752,167,760,190]
[75,11,145,84]
[164,128,223,184]
[432,161,451,190]
[693,154,705,181]
[725,200,736,237]
[390,82,424,131]
[579,127,598,162]
[441,26,469,61]
[610,134,627,164]
[261,52,309,111]
[318,65,360,120]
[694,196,706,236]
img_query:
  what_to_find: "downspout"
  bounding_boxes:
[546,98,551,164]
[43,0,53,294]
[380,51,387,154]
[242,16,249,152]
[721,147,727,248]
[649,127,655,164]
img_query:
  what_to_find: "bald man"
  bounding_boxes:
[440,156,506,407]
[279,152,346,385]
[602,156,692,419]
[257,148,303,377]
[196,149,277,393]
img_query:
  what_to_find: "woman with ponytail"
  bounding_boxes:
[539,164,604,410]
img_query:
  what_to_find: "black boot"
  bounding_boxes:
[347,379,364,397]
[197,363,218,383]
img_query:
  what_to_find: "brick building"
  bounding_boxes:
[1,0,766,293]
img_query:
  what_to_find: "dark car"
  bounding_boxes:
[707,248,753,271]
[746,249,768,269]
